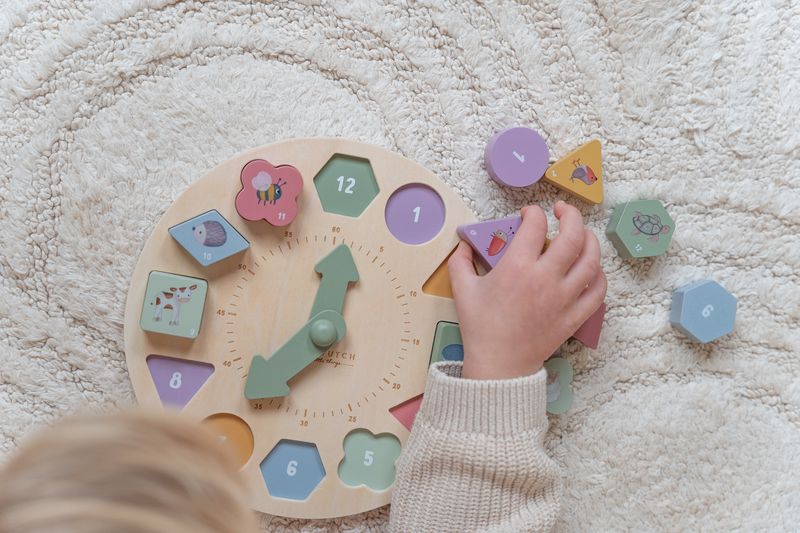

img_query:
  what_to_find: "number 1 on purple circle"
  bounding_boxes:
[412,206,420,223]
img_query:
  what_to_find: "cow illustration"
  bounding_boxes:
[152,285,197,326]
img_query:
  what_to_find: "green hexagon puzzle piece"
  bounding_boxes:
[606,200,675,258]
[314,154,379,217]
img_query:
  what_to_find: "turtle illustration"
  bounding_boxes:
[631,212,671,242]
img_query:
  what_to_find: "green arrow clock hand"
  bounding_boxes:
[244,245,359,400]
[244,310,346,400]
[309,244,359,318]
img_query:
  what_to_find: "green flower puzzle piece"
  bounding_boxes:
[338,429,401,491]
[544,357,574,414]
[606,199,675,258]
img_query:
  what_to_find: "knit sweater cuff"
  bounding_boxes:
[417,362,549,436]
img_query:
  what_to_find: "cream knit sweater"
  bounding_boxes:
[388,362,562,532]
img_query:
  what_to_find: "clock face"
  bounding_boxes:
[123,138,475,518]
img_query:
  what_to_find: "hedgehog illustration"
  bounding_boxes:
[193,220,227,247]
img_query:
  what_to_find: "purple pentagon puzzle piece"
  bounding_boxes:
[484,127,549,188]
[457,215,522,270]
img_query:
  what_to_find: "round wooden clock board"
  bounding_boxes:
[123,138,476,519]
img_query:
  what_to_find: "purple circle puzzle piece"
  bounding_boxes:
[484,127,549,188]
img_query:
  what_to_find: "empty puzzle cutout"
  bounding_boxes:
[389,394,423,431]
[235,159,303,226]
[338,429,401,491]
[260,440,326,501]
[146,355,214,409]
[201,413,254,468]
[543,140,603,204]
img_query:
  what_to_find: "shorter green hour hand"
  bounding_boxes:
[245,310,346,400]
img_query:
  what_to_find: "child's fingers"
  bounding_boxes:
[571,268,607,327]
[564,228,601,296]
[503,205,548,264]
[543,201,586,274]
[447,241,477,292]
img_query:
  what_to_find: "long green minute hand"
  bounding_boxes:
[309,244,359,317]
[244,245,359,400]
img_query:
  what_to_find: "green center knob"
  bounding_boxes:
[309,318,337,348]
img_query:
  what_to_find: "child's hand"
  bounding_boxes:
[448,201,607,380]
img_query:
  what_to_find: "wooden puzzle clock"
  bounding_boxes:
[123,138,476,519]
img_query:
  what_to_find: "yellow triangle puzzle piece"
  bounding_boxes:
[543,140,603,204]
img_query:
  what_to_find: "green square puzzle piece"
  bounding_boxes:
[140,271,208,339]
[429,321,463,365]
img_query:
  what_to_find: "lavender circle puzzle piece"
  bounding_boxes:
[385,184,446,245]
[484,127,549,188]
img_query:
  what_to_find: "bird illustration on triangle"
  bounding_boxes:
[543,139,604,204]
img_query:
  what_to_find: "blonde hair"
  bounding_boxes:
[0,411,257,533]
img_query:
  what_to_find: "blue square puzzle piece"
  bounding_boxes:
[169,210,249,266]
[670,280,737,343]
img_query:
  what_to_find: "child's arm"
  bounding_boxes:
[388,202,606,532]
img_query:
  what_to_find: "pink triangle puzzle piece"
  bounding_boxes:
[572,302,606,349]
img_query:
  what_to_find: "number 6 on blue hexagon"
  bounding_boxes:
[670,280,737,343]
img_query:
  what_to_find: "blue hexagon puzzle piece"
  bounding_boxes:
[169,209,249,267]
[670,280,737,343]
[260,439,325,500]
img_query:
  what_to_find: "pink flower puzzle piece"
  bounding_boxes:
[235,159,303,226]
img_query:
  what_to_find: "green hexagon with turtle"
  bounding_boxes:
[606,200,675,258]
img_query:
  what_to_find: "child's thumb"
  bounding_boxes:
[447,241,477,290]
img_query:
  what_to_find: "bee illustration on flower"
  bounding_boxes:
[235,159,303,227]
[251,171,286,206]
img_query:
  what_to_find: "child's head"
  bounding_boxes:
[0,411,257,533]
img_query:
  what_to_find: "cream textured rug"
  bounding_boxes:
[1,1,799,531]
